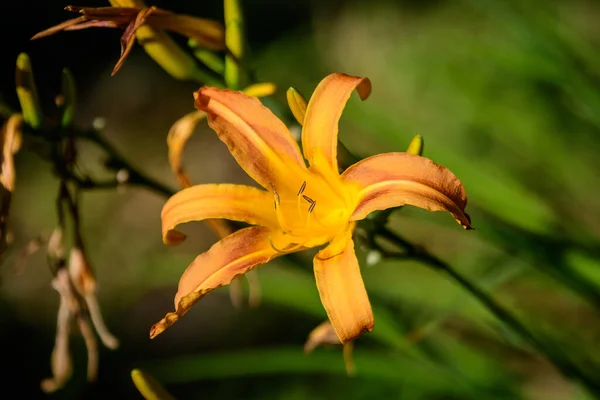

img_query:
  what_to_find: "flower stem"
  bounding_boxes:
[376,226,600,398]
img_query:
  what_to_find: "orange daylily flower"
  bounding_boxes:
[32,5,224,75]
[151,72,471,343]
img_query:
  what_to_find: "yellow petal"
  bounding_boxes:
[342,152,471,229]
[161,184,278,245]
[194,87,307,191]
[150,226,288,338]
[302,73,371,174]
[166,110,206,188]
[313,225,374,344]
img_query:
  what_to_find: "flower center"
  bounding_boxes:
[268,174,354,251]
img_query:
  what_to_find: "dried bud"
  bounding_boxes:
[41,269,75,393]
[47,227,66,262]
[304,320,341,354]
[68,247,95,296]
[304,321,355,376]
[1,114,24,192]
[15,236,43,275]
[32,3,224,79]
[68,248,119,350]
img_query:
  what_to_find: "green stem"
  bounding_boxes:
[377,226,600,398]
[79,130,175,198]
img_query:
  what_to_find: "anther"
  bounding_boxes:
[316,250,345,261]
[302,194,314,204]
[269,182,280,207]
[308,200,316,213]
[297,181,306,196]
[268,236,287,253]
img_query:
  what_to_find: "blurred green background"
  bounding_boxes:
[3,0,600,399]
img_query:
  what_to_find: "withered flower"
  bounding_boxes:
[305,321,355,375]
[0,114,23,254]
[32,3,225,76]
[41,228,119,393]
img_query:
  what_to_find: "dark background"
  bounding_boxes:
[3,0,600,399]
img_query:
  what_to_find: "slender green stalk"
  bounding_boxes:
[376,226,600,398]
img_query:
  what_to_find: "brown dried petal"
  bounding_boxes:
[304,321,341,353]
[41,270,75,393]
[112,6,156,75]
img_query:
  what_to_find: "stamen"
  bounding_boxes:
[268,236,288,254]
[315,250,345,261]
[269,182,280,207]
[302,194,314,204]
[267,235,304,262]
[297,181,306,196]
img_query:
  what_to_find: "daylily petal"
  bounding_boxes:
[161,184,278,245]
[342,152,471,229]
[313,226,374,344]
[194,87,307,191]
[302,73,371,174]
[166,110,206,188]
[150,226,291,338]
[166,86,274,190]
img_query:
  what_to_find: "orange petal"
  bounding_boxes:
[302,73,371,174]
[313,225,374,344]
[150,226,286,338]
[166,110,207,188]
[194,87,307,191]
[162,184,278,245]
[342,152,471,229]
